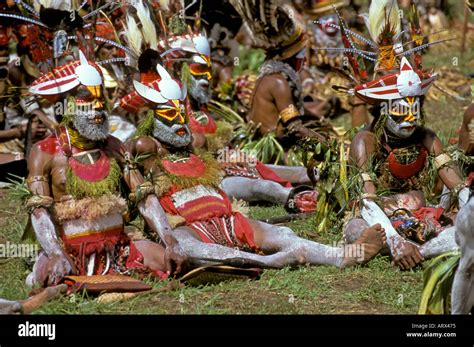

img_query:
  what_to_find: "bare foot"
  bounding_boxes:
[340,224,386,268]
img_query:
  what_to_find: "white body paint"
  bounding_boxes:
[451,196,474,314]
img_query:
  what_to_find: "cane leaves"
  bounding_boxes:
[418,251,460,314]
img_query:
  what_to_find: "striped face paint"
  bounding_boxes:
[154,99,186,126]
[384,97,421,138]
[75,85,104,111]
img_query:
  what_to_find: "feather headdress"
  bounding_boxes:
[314,0,452,104]
[230,0,307,60]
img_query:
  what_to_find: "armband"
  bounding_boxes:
[26,195,54,212]
[434,153,453,170]
[279,104,299,124]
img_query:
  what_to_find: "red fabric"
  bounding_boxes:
[387,146,427,180]
[466,172,474,186]
[67,151,111,182]
[126,242,169,280]
[412,207,444,228]
[161,154,206,178]
[293,191,317,212]
[37,135,61,155]
[233,211,258,250]
[255,161,292,187]
[63,227,124,256]
[160,186,258,251]
[159,186,231,223]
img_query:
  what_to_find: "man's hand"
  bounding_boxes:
[163,235,187,276]
[19,117,47,140]
[391,238,424,270]
[46,251,75,286]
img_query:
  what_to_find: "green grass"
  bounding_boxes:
[0,5,472,314]
[0,193,422,314]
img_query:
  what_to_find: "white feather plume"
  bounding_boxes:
[368,0,401,43]
[158,0,170,11]
[124,14,143,57]
[135,0,158,50]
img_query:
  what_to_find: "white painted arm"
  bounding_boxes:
[138,194,175,246]
[31,208,63,257]
[458,187,470,210]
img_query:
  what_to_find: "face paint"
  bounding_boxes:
[75,85,104,114]
[189,62,212,81]
[189,70,211,105]
[154,99,185,126]
[72,84,109,141]
[384,97,421,138]
[152,99,191,147]
[318,15,339,36]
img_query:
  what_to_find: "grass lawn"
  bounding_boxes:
[0,4,472,314]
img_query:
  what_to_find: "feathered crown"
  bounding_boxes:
[29,50,103,101]
[230,0,307,60]
[120,64,186,114]
[315,0,452,104]
[292,0,349,15]
[121,0,210,71]
[0,1,128,69]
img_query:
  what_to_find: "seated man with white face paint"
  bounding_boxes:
[344,61,469,270]
[122,63,387,273]
[25,51,186,287]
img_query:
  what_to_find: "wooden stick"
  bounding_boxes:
[20,284,68,314]
[461,5,470,57]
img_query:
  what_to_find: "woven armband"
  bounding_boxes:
[26,195,54,213]
[129,181,155,203]
[434,153,453,170]
[27,175,49,185]
[279,104,299,124]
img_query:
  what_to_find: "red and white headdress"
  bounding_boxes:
[120,64,187,114]
[353,57,437,104]
[29,50,103,98]
[316,0,449,104]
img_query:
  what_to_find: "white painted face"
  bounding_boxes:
[318,14,339,36]
[383,97,421,138]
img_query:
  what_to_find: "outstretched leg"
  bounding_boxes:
[264,165,310,184]
[172,220,385,269]
[250,219,386,268]
[220,177,291,204]
[419,227,458,259]
[172,226,302,268]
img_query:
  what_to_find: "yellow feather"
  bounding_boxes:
[368,0,401,43]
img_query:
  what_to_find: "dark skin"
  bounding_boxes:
[350,126,465,270]
[458,103,474,156]
[28,87,186,285]
[248,74,321,139]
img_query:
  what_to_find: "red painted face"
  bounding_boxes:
[318,14,339,37]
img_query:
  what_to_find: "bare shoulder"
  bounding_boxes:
[350,128,377,164]
[259,74,290,93]
[28,140,55,175]
[134,136,158,156]
[352,128,377,144]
